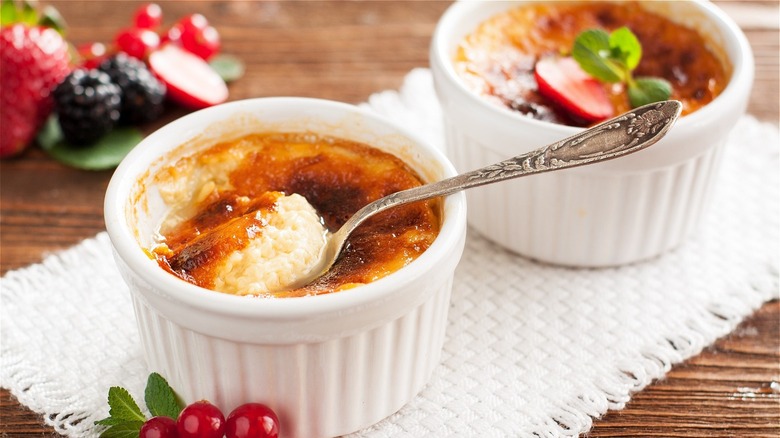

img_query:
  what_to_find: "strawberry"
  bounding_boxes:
[0,3,71,158]
[148,43,227,109]
[534,56,614,124]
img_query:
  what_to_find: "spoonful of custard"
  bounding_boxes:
[295,100,682,287]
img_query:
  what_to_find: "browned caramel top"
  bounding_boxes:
[455,2,729,126]
[154,133,441,298]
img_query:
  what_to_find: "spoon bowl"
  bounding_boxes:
[298,100,682,287]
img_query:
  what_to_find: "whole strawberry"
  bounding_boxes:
[0,2,71,158]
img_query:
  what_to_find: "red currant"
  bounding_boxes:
[162,23,184,45]
[181,25,220,60]
[115,27,160,59]
[162,14,207,47]
[178,13,209,34]
[225,403,280,438]
[167,13,220,60]
[140,416,178,438]
[77,42,108,69]
[133,3,163,29]
[177,400,225,438]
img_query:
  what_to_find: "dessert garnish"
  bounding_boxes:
[52,69,122,145]
[165,13,221,61]
[535,26,673,124]
[534,56,614,123]
[0,0,71,158]
[133,3,163,30]
[572,26,673,109]
[1,1,245,168]
[96,372,184,437]
[100,53,167,125]
[96,372,280,438]
[148,43,229,110]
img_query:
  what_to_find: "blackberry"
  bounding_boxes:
[99,53,166,124]
[53,69,121,145]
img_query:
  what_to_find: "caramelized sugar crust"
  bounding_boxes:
[456,2,729,126]
[154,133,442,297]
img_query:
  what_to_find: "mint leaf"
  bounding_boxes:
[572,29,624,83]
[39,122,143,170]
[628,77,673,107]
[209,54,245,83]
[571,26,673,109]
[95,417,127,426]
[99,421,145,438]
[608,27,641,70]
[145,372,185,419]
[106,386,146,423]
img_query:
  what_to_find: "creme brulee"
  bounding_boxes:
[151,133,441,298]
[455,2,730,126]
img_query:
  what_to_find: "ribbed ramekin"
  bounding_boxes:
[430,0,753,267]
[104,97,467,438]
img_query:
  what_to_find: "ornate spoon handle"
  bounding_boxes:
[324,100,682,271]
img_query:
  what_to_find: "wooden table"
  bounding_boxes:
[2,1,778,436]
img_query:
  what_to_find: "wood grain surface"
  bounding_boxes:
[1,1,778,436]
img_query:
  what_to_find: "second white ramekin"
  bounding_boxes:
[430,0,753,267]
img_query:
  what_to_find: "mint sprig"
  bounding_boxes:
[572,27,672,108]
[95,372,185,437]
[145,372,186,419]
[97,421,146,438]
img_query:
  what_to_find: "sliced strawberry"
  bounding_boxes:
[534,56,614,124]
[148,43,228,109]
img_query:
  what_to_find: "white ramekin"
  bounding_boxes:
[430,0,753,267]
[104,97,467,438]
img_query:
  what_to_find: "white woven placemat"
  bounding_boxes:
[2,69,778,437]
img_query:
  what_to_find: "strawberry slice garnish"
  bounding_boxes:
[534,56,614,124]
[148,43,227,109]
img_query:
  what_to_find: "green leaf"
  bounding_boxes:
[17,0,37,25]
[36,115,62,149]
[628,77,673,108]
[209,54,245,83]
[38,5,66,34]
[38,120,143,170]
[98,421,145,438]
[145,372,185,419]
[609,27,642,71]
[1,0,17,25]
[105,386,146,423]
[94,416,126,427]
[572,28,624,83]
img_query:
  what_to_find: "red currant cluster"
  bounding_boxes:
[79,3,221,66]
[73,2,231,115]
[140,400,280,438]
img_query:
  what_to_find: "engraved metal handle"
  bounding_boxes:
[303,100,682,285]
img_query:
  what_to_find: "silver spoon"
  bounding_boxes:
[299,100,682,286]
